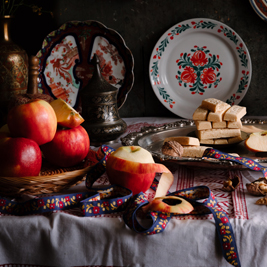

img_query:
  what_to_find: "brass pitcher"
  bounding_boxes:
[0,15,28,126]
[81,54,127,144]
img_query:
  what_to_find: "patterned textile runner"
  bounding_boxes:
[0,144,246,267]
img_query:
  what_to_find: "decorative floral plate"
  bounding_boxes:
[249,0,267,21]
[37,20,134,112]
[149,18,252,119]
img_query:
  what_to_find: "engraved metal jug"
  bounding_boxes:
[81,54,127,144]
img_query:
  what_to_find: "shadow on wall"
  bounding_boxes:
[11,0,58,56]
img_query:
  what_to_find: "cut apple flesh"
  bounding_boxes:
[106,146,174,196]
[50,98,84,128]
[146,196,194,214]
[106,146,197,213]
[112,146,155,163]
[245,131,267,152]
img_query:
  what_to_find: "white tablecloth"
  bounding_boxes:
[1,117,266,267]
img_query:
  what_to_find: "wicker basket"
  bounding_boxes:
[0,155,97,197]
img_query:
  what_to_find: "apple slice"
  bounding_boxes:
[50,98,84,128]
[106,146,174,196]
[146,196,194,214]
[245,131,267,152]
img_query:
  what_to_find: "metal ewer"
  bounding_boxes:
[81,54,127,145]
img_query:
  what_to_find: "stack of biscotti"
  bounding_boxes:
[193,98,246,145]
[163,136,211,157]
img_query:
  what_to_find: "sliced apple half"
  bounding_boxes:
[146,196,194,214]
[50,98,84,128]
[106,146,174,196]
[245,131,267,152]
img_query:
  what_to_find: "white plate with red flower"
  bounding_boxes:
[149,18,252,119]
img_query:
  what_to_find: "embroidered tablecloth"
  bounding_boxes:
[0,117,266,267]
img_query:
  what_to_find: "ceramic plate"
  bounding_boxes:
[37,20,134,112]
[249,0,267,21]
[149,18,252,119]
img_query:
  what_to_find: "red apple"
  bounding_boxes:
[7,99,57,145]
[0,136,42,177]
[41,125,90,167]
[106,146,174,196]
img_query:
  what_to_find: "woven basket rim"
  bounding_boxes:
[0,164,92,181]
[0,164,93,196]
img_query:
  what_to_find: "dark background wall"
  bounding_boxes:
[11,0,267,118]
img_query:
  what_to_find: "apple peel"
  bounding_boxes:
[106,154,174,196]
[106,146,196,214]
[146,196,194,214]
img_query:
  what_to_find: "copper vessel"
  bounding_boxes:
[0,15,28,125]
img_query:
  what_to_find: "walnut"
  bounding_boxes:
[256,197,267,205]
[162,140,183,157]
[246,177,267,196]
[222,175,240,191]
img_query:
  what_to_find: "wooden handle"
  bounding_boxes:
[27,55,39,94]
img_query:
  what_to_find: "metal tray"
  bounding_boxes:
[121,119,267,168]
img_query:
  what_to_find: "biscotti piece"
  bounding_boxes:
[227,119,242,129]
[199,139,214,144]
[196,128,241,140]
[212,121,227,129]
[182,146,210,158]
[194,120,212,130]
[201,98,231,113]
[228,135,244,144]
[192,107,208,121]
[164,136,200,146]
[214,139,228,145]
[207,107,230,122]
[224,105,246,121]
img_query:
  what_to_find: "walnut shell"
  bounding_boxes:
[162,140,183,157]
[222,175,240,192]
[256,197,267,205]
[246,177,267,196]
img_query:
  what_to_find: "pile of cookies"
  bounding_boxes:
[193,98,246,145]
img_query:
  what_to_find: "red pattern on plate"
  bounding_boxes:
[37,21,134,112]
